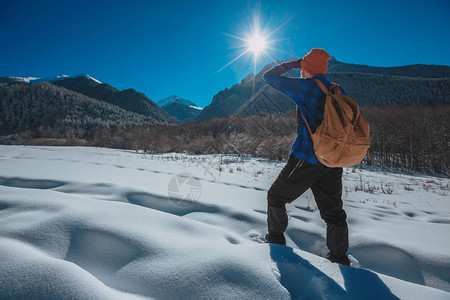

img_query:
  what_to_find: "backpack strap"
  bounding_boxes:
[296,79,330,135]
[332,84,342,95]
[297,106,314,137]
[314,79,359,125]
[297,79,348,137]
[313,79,341,95]
[314,79,330,94]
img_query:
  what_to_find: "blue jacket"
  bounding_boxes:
[263,61,346,165]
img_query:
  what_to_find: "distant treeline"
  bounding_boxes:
[2,105,449,176]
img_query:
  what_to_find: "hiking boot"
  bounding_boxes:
[264,234,286,246]
[326,252,350,266]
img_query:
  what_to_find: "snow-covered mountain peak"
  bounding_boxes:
[7,76,41,83]
[5,74,102,84]
[157,95,203,121]
[157,95,200,109]
[83,74,102,84]
[32,74,102,84]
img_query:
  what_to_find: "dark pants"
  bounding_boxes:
[267,154,348,255]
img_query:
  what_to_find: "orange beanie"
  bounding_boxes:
[301,48,330,75]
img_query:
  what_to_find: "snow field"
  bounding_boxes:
[0,145,449,299]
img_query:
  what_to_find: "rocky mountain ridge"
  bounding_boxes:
[196,58,450,120]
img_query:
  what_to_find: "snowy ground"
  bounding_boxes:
[0,145,449,299]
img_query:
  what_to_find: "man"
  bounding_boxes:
[262,48,350,266]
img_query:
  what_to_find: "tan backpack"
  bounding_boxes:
[296,79,370,167]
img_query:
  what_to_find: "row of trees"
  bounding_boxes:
[2,105,448,176]
[363,105,449,175]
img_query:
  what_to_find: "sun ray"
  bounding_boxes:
[221,31,248,43]
[215,49,251,74]
[260,50,278,65]
[268,38,290,43]
[264,15,297,39]
[225,44,250,51]
[265,46,293,56]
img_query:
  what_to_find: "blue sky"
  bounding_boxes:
[1,0,449,108]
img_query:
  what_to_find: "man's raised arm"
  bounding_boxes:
[262,59,302,96]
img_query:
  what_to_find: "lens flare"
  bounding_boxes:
[216,12,292,74]
[215,11,295,109]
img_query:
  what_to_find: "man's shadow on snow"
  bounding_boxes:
[269,244,399,300]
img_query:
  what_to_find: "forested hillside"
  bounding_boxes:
[0,82,172,133]
[199,59,450,119]
[51,76,175,122]
[327,60,450,78]
[327,72,449,106]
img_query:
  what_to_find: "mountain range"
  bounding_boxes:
[1,58,449,133]
[0,75,176,133]
[196,57,450,120]
[50,76,174,122]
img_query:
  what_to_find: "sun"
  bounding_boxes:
[216,27,275,74]
[247,33,267,56]
[216,11,292,74]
